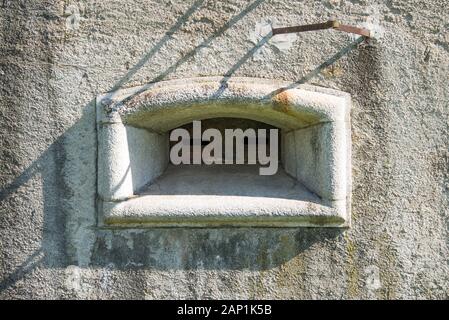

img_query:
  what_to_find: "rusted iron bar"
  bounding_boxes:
[272,20,370,38]
[334,22,371,37]
[271,20,336,35]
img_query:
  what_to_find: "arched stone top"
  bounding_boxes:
[97,77,351,132]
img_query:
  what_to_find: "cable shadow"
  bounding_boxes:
[211,34,365,101]
[0,249,44,292]
[288,36,366,86]
[1,0,368,292]
[268,36,367,96]
[213,33,272,98]
[1,0,275,292]
[1,0,206,293]
[119,0,267,105]
[108,0,205,93]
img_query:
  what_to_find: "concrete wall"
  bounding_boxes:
[0,0,448,299]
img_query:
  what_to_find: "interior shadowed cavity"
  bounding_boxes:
[168,118,280,168]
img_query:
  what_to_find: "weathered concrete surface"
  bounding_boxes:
[0,0,448,299]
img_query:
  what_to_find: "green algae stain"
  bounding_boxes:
[376,233,399,299]
[344,233,360,298]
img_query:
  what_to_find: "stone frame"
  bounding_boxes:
[96,77,352,227]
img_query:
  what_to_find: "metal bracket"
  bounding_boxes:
[272,20,371,38]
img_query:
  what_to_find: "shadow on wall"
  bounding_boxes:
[0,0,376,293]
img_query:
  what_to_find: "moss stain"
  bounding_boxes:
[248,239,271,298]
[345,233,360,298]
[273,234,307,298]
[376,233,399,299]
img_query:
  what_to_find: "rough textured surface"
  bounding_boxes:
[1,0,448,299]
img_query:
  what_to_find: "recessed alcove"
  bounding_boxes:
[97,77,351,227]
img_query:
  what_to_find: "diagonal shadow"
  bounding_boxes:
[108,0,205,93]
[0,249,44,292]
[213,33,272,98]
[208,35,365,101]
[0,0,270,293]
[0,0,205,293]
[1,0,206,204]
[119,0,267,105]
[268,36,367,94]
[0,0,370,295]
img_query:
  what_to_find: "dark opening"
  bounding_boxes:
[168,118,281,165]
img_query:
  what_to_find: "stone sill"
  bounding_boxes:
[99,164,347,227]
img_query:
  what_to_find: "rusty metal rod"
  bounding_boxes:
[335,22,371,37]
[272,20,370,38]
[271,20,336,35]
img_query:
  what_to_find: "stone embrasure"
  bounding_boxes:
[96,77,351,227]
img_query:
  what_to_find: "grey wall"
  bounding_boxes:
[0,0,448,299]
